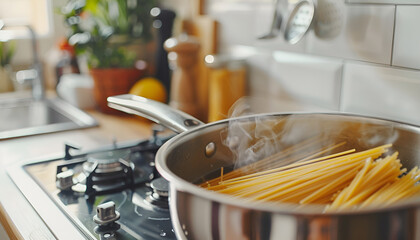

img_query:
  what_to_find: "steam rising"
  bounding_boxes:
[222,97,400,169]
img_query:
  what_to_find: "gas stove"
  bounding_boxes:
[7,129,177,240]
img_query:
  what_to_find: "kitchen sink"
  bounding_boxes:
[0,97,98,140]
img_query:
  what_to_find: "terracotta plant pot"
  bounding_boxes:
[89,67,143,114]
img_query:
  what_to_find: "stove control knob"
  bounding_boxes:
[94,201,120,225]
[56,169,75,190]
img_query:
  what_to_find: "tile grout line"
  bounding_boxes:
[389,4,397,66]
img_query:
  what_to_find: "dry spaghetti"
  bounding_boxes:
[200,144,420,211]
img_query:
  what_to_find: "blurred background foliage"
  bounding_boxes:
[61,0,157,68]
[0,41,15,68]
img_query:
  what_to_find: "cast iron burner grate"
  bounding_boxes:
[55,131,166,199]
[83,154,135,197]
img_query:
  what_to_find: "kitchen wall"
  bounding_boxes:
[7,0,420,126]
[198,0,420,126]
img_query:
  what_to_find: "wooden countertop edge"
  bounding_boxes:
[0,203,23,240]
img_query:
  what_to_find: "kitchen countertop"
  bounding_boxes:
[0,110,154,239]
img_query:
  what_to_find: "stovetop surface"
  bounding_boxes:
[9,138,177,240]
[52,186,175,239]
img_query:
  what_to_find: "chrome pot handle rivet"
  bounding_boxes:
[184,119,201,127]
[205,142,216,157]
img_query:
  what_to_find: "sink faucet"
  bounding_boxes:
[16,25,45,100]
[1,23,45,100]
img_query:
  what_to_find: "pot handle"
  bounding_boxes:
[107,94,204,133]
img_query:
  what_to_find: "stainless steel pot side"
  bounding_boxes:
[108,94,420,240]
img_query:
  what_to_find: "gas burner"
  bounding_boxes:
[84,156,135,198]
[56,146,157,198]
[81,149,136,197]
[145,177,169,209]
[83,149,132,174]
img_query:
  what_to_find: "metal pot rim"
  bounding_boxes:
[155,112,420,216]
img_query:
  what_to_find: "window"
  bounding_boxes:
[0,0,52,40]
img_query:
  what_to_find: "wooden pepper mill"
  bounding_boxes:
[164,34,200,118]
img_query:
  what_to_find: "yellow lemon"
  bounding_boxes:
[129,77,167,103]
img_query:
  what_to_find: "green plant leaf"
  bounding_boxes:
[62,0,157,69]
[0,41,15,67]
[0,43,4,66]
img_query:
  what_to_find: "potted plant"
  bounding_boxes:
[61,0,157,113]
[0,41,15,93]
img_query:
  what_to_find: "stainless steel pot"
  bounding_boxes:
[108,94,420,240]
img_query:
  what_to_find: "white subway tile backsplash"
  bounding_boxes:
[246,51,275,98]
[306,4,395,65]
[347,0,420,4]
[241,51,333,114]
[207,0,308,53]
[269,51,343,110]
[253,1,276,40]
[205,0,420,122]
[208,1,258,50]
[341,62,420,125]
[392,6,420,70]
